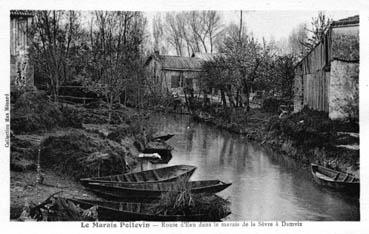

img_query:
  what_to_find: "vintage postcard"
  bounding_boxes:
[1,0,368,233]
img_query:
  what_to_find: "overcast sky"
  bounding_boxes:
[145,10,358,42]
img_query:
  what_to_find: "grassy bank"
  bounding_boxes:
[192,107,359,176]
[10,90,151,219]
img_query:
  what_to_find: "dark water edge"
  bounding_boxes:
[146,113,360,221]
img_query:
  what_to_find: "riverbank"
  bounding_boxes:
[192,107,359,176]
[10,91,155,219]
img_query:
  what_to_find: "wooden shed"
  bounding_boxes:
[145,52,204,96]
[294,15,359,120]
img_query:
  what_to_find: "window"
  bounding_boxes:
[171,75,180,88]
[185,78,193,88]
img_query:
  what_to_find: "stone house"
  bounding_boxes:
[10,10,34,89]
[145,52,204,96]
[294,15,359,120]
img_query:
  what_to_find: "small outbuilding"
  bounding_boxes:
[145,52,204,95]
[294,15,359,120]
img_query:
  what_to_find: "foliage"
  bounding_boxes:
[24,196,98,221]
[40,130,133,179]
[198,30,295,112]
[265,107,359,147]
[331,33,360,61]
[262,98,292,113]
[11,91,82,134]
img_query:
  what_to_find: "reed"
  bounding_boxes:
[150,178,230,220]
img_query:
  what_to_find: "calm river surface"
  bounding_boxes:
[146,113,359,221]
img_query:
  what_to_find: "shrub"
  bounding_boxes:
[266,107,334,147]
[262,98,291,113]
[40,131,134,179]
[11,91,83,134]
[149,179,230,220]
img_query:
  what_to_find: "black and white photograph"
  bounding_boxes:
[2,0,366,231]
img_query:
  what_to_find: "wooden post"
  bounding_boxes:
[36,148,42,184]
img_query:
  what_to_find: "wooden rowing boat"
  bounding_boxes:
[151,134,175,142]
[80,165,196,185]
[66,198,230,221]
[311,163,359,194]
[86,180,232,200]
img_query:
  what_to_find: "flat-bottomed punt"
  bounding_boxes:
[311,163,359,194]
[80,165,196,185]
[65,198,230,221]
[151,134,175,142]
[86,180,232,200]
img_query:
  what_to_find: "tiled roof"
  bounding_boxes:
[10,10,34,17]
[146,54,204,71]
[331,15,359,27]
[191,52,225,61]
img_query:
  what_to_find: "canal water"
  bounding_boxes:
[147,113,360,221]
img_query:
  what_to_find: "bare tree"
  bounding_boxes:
[29,10,82,101]
[164,13,185,56]
[188,11,209,53]
[86,11,146,122]
[203,11,223,53]
[161,11,224,56]
[288,23,310,59]
[152,14,167,54]
[288,12,332,59]
[304,12,332,49]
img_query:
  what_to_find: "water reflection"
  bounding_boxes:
[148,114,360,221]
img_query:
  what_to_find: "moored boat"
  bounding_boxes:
[86,180,232,200]
[143,141,174,164]
[311,163,359,194]
[65,198,230,221]
[151,134,175,142]
[80,165,196,185]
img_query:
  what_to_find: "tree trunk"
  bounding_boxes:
[203,90,209,107]
[108,93,113,124]
[235,90,240,107]
[220,89,227,108]
[243,81,250,112]
[226,90,235,108]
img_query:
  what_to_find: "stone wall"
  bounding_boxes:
[329,60,359,120]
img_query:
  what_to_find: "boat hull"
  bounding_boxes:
[67,198,229,221]
[81,165,196,185]
[86,180,232,200]
[151,134,175,142]
[311,164,360,195]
